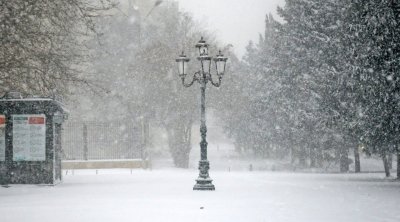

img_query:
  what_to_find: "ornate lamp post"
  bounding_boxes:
[175,37,228,190]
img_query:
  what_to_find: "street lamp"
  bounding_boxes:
[175,37,228,191]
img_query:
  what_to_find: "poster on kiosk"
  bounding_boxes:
[12,115,46,161]
[0,115,5,161]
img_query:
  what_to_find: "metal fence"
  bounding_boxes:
[62,120,144,160]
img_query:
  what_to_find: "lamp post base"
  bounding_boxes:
[193,160,215,190]
[193,177,215,190]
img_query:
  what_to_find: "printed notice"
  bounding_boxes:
[0,115,5,161]
[12,115,46,161]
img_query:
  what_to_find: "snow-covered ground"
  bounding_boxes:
[1,130,399,222]
[1,169,400,222]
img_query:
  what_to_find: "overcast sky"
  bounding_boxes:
[176,0,285,58]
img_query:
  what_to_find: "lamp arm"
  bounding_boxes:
[181,71,200,87]
[207,72,222,87]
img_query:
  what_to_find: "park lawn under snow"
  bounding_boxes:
[1,169,400,222]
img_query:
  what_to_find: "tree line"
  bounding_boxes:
[219,0,400,177]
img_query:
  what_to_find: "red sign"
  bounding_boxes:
[29,117,45,124]
[0,116,5,125]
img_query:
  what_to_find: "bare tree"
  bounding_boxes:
[0,0,115,97]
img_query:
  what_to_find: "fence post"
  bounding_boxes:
[83,123,88,161]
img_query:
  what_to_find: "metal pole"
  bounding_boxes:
[200,81,207,161]
[83,123,88,161]
[193,74,215,191]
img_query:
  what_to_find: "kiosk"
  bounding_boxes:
[0,92,67,185]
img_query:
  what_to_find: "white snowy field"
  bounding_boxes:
[1,169,400,222]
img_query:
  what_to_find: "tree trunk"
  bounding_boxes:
[388,153,393,170]
[397,148,400,179]
[339,146,349,173]
[309,145,316,168]
[335,146,340,167]
[354,145,361,173]
[141,118,150,160]
[290,146,295,166]
[382,151,391,177]
[316,147,323,168]
[299,146,307,167]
